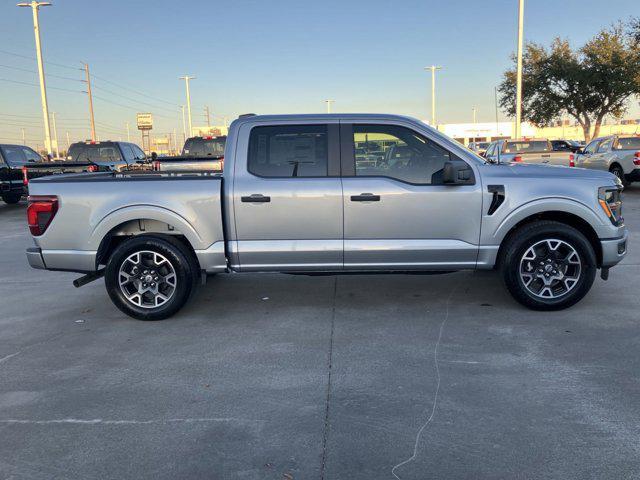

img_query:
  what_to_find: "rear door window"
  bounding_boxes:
[503,140,550,153]
[248,125,328,177]
[79,145,123,163]
[21,147,41,162]
[584,139,601,154]
[597,138,613,153]
[615,137,640,150]
[121,144,136,163]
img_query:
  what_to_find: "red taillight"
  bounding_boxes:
[634,151,640,166]
[153,160,161,171]
[87,164,98,172]
[22,165,28,185]
[513,155,523,163]
[27,195,58,236]
[569,154,575,167]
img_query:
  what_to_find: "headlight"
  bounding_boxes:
[598,186,623,226]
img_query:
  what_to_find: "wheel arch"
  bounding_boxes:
[496,211,602,268]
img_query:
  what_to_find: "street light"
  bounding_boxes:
[515,0,525,139]
[425,65,442,127]
[179,76,195,137]
[17,1,53,155]
[324,99,335,113]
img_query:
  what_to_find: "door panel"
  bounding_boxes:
[341,122,483,270]
[342,178,481,269]
[232,123,343,271]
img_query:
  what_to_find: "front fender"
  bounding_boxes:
[489,197,609,244]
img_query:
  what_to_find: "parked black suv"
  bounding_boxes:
[67,141,148,170]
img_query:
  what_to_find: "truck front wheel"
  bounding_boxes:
[501,221,597,311]
[105,235,198,320]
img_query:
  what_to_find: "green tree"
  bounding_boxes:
[498,22,640,141]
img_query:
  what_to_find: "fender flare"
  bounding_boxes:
[89,204,203,251]
[491,197,605,244]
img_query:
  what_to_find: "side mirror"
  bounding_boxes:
[443,160,474,185]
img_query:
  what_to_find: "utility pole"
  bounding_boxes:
[51,111,59,158]
[324,99,335,113]
[515,0,525,139]
[180,105,187,142]
[126,121,130,142]
[425,65,442,127]
[82,63,96,141]
[21,128,26,145]
[18,1,53,155]
[179,75,195,137]
[66,131,70,150]
[204,105,211,128]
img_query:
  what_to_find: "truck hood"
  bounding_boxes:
[486,162,618,184]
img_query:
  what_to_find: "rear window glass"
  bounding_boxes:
[1,145,27,166]
[183,137,226,156]
[248,125,328,177]
[503,141,550,153]
[615,137,640,150]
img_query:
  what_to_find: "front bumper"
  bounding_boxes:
[26,247,46,269]
[600,230,629,268]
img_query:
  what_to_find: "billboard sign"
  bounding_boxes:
[136,113,153,130]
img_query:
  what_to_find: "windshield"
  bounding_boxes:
[615,137,640,150]
[503,140,550,153]
[182,137,226,156]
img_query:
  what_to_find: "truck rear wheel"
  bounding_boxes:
[2,192,21,204]
[500,221,597,311]
[609,164,629,187]
[105,235,198,320]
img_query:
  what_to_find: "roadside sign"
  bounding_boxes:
[136,113,153,130]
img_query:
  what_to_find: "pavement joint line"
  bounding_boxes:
[391,285,457,480]
[320,276,338,480]
[0,417,259,425]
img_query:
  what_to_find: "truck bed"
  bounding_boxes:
[27,171,226,273]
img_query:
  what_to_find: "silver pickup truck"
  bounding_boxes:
[574,135,640,187]
[484,138,572,166]
[25,114,628,320]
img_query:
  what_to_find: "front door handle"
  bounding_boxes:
[351,193,380,202]
[241,194,271,203]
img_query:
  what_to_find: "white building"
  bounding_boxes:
[434,122,536,146]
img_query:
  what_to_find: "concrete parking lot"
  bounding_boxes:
[1,187,639,480]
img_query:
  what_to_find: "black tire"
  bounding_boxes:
[609,164,630,187]
[2,192,21,204]
[105,235,198,320]
[500,221,597,311]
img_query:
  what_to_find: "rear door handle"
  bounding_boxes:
[350,193,380,202]
[241,194,271,203]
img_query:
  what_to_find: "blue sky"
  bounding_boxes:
[1,0,638,147]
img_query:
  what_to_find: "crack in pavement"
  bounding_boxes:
[391,286,457,480]
[320,276,338,480]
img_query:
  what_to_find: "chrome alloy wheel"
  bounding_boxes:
[118,250,177,308]
[519,239,582,299]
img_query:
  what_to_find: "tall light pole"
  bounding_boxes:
[51,111,59,158]
[179,75,195,137]
[324,99,335,113]
[18,1,53,155]
[515,0,525,139]
[425,65,442,127]
[180,105,187,142]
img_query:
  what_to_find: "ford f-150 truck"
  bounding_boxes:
[25,114,627,320]
[574,135,640,187]
[484,138,573,166]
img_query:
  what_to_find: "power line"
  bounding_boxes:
[91,94,173,119]
[0,48,79,71]
[0,77,80,93]
[0,63,82,82]
[90,73,178,107]
[91,82,177,113]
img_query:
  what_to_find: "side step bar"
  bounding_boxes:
[73,269,105,288]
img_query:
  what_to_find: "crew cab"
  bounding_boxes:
[574,135,640,187]
[485,138,573,166]
[25,114,627,320]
